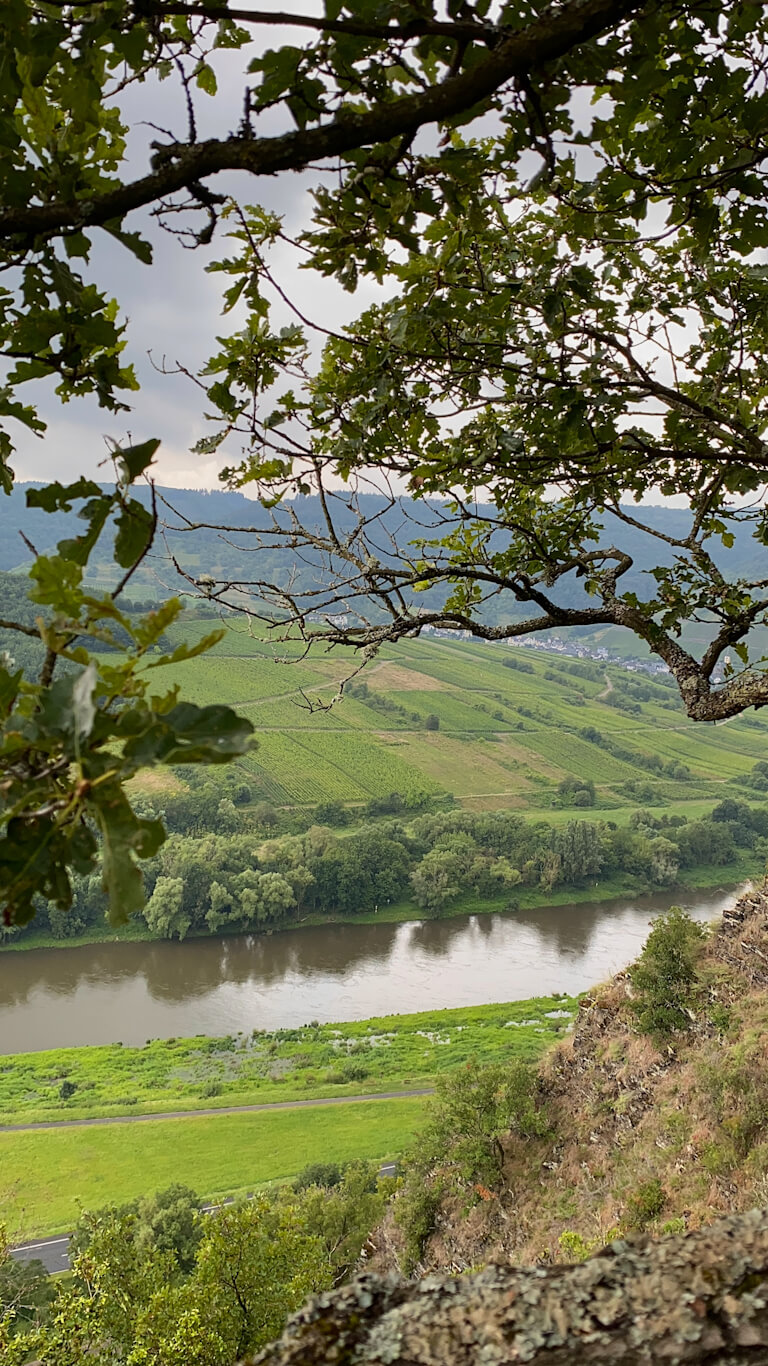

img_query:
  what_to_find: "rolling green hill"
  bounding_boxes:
[144,620,768,818]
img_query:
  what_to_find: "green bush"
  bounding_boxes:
[624,1177,665,1229]
[394,1177,443,1275]
[293,1162,343,1192]
[328,1062,369,1085]
[660,1217,686,1236]
[558,1230,594,1262]
[629,907,706,1036]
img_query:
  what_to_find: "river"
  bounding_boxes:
[0,883,747,1054]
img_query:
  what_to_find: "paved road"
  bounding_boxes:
[0,1088,432,1134]
[11,1163,400,1273]
[11,1234,71,1275]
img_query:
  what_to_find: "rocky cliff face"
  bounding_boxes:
[365,883,768,1276]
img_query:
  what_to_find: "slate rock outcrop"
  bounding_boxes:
[252,1206,768,1366]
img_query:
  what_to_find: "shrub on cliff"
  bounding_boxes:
[629,907,706,1037]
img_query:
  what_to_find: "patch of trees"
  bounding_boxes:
[555,778,596,809]
[555,660,604,684]
[610,673,679,708]
[2,1166,387,1362]
[734,761,768,794]
[601,692,642,717]
[11,801,766,944]
[173,804,768,931]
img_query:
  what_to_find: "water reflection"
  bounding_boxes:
[0,883,747,1053]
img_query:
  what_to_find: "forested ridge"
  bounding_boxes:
[2,491,767,633]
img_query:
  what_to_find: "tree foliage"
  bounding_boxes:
[0,445,253,927]
[0,1226,53,1349]
[70,1182,204,1273]
[17,0,756,723]
[17,1195,330,1365]
[421,1057,548,1188]
[629,906,707,1036]
[7,1173,391,1364]
[9,798,765,944]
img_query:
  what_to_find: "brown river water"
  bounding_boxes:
[0,883,747,1053]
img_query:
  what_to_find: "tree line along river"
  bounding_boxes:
[0,884,746,1053]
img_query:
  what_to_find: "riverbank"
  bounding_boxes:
[0,880,750,1052]
[0,997,578,1126]
[3,853,762,953]
[301,855,762,929]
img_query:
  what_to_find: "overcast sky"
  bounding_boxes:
[10,22,692,509]
[12,29,396,493]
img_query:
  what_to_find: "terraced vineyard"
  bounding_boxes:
[151,619,768,815]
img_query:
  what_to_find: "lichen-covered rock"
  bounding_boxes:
[251,1207,768,1365]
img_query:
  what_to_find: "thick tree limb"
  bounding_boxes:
[124,3,500,43]
[252,1206,768,1366]
[1,0,646,243]
[161,490,768,722]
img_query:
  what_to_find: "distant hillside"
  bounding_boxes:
[3,548,767,814]
[0,569,169,676]
[1,486,761,633]
[371,882,768,1275]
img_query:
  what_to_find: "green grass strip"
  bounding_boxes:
[2,1097,426,1241]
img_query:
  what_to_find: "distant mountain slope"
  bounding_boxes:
[139,623,768,816]
[1,486,760,618]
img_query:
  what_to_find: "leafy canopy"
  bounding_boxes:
[3,0,768,922]
[7,1173,387,1363]
[197,1,768,725]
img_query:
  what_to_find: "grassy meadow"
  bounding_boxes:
[0,997,579,1239]
[0,998,577,1127]
[1,1097,426,1240]
[138,623,768,816]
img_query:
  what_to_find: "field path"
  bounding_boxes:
[0,1087,433,1135]
[597,672,614,700]
[233,659,390,709]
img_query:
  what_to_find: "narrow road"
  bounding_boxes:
[0,1087,432,1135]
[11,1235,70,1275]
[11,1162,401,1274]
